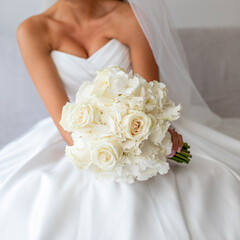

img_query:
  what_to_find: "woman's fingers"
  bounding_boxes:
[167,129,177,157]
[166,129,183,157]
[172,130,178,153]
[177,134,184,153]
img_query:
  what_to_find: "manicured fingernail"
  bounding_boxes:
[167,150,173,157]
[177,147,181,153]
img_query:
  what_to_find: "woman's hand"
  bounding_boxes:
[166,128,184,158]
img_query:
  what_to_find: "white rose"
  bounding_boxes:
[121,110,153,141]
[65,144,91,170]
[91,138,123,170]
[60,102,99,132]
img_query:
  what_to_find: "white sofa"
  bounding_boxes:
[1,27,240,148]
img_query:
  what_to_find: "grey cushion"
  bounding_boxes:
[178,27,240,119]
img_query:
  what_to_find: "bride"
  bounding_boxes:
[0,0,239,239]
[15,0,182,153]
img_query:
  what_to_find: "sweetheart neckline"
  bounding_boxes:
[50,38,121,61]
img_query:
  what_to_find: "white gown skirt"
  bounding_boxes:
[0,115,239,240]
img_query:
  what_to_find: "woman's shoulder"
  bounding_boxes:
[16,13,58,57]
[16,9,62,52]
[109,1,136,21]
[16,14,51,44]
[107,1,143,45]
[17,1,60,33]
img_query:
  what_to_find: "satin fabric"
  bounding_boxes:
[0,39,239,240]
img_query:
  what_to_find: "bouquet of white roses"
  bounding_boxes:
[59,65,191,184]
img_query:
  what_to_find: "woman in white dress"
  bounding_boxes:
[0,0,239,239]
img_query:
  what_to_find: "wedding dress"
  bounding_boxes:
[0,37,240,240]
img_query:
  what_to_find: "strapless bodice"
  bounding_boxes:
[50,39,132,102]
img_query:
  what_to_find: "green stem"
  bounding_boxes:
[183,142,190,149]
[180,151,192,158]
[182,149,191,154]
[175,153,190,162]
[170,156,185,163]
[167,142,192,164]
[169,156,189,164]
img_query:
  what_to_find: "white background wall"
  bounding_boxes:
[0,0,41,35]
[1,0,240,35]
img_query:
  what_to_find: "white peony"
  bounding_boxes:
[160,131,173,157]
[149,121,171,146]
[75,81,94,103]
[158,100,182,121]
[90,124,116,141]
[71,131,91,148]
[92,68,112,96]
[91,65,126,97]
[149,81,168,110]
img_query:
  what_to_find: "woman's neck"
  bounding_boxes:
[56,0,103,26]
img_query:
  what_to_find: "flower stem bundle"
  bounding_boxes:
[168,142,192,164]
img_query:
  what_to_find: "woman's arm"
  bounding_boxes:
[115,3,184,155]
[115,3,159,82]
[16,17,73,146]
